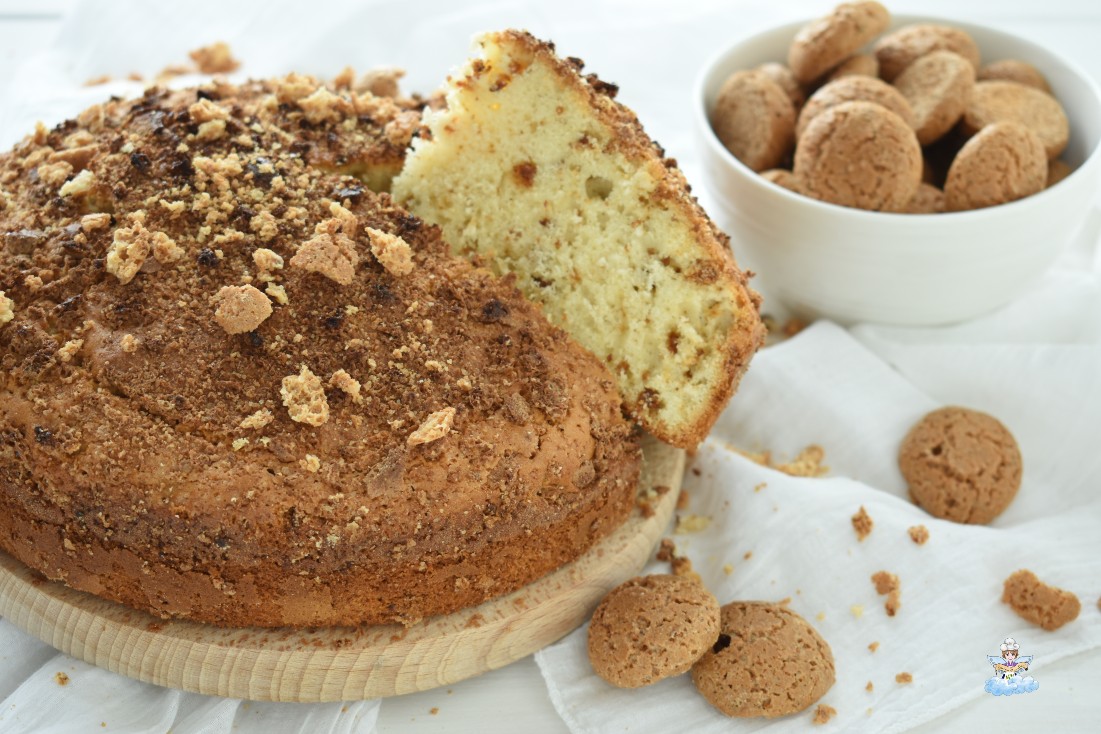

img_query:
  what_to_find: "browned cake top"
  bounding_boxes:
[0,75,638,590]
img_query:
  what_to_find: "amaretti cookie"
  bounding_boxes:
[873,24,981,81]
[827,53,880,81]
[794,101,922,211]
[898,406,1023,523]
[692,602,835,718]
[1003,569,1081,631]
[796,75,915,139]
[756,62,807,110]
[788,2,891,84]
[945,121,1047,211]
[893,50,976,145]
[903,183,946,214]
[962,80,1069,159]
[978,59,1052,94]
[588,575,721,688]
[712,70,797,171]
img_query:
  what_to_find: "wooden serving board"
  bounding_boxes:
[0,435,683,702]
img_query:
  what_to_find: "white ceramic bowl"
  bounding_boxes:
[694,14,1101,326]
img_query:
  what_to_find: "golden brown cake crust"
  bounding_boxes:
[0,77,641,627]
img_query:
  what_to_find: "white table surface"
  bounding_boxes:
[0,1,1098,732]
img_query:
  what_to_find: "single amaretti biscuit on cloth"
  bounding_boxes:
[691,601,835,718]
[393,30,765,449]
[587,574,720,688]
[0,75,641,628]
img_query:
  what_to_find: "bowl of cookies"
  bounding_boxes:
[694,2,1101,325]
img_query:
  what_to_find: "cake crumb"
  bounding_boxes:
[1002,568,1081,631]
[735,444,828,477]
[253,247,285,275]
[868,641,880,653]
[722,563,734,575]
[120,334,138,353]
[676,488,690,510]
[298,87,351,124]
[106,222,154,284]
[265,283,289,305]
[655,538,700,582]
[675,514,711,534]
[357,67,405,97]
[907,525,929,545]
[871,571,901,617]
[189,42,240,74]
[0,291,12,325]
[239,409,274,430]
[58,338,84,362]
[851,604,864,619]
[151,232,184,263]
[812,704,836,725]
[214,284,272,334]
[281,365,329,426]
[816,611,826,621]
[754,482,767,492]
[852,506,873,541]
[300,454,321,473]
[783,317,808,338]
[367,227,414,276]
[866,680,874,692]
[408,407,456,446]
[744,551,753,560]
[329,369,362,403]
[895,672,913,684]
[290,215,360,285]
[55,671,69,686]
[59,169,95,198]
[80,212,111,233]
[775,445,828,476]
[429,707,439,716]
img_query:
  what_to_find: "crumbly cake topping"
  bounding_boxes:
[290,208,361,285]
[366,226,414,276]
[213,284,272,334]
[57,338,83,362]
[407,406,456,446]
[189,42,240,75]
[281,365,330,426]
[0,73,638,594]
[328,368,362,403]
[239,408,274,430]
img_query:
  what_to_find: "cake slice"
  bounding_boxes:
[393,30,765,449]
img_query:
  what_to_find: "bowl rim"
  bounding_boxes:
[693,12,1101,221]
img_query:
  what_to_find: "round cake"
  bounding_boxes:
[0,75,641,628]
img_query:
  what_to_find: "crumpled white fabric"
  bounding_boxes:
[536,261,1101,733]
[2,0,1100,732]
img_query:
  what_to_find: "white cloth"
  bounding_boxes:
[2,1,1101,732]
[536,273,1101,733]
